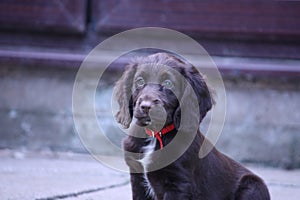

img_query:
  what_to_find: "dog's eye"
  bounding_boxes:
[163,80,173,89]
[135,77,145,88]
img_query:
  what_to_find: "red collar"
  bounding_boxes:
[145,124,175,149]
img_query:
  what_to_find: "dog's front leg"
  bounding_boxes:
[163,190,192,200]
[124,151,154,199]
[130,173,154,200]
[126,159,154,199]
[161,174,192,200]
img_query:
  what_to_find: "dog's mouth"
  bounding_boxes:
[134,106,168,129]
[135,116,152,126]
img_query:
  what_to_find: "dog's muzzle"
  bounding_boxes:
[134,92,167,127]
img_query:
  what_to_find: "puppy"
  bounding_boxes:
[114,52,270,200]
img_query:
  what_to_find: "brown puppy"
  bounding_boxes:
[114,52,270,200]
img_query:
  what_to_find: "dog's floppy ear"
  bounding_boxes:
[114,63,137,129]
[187,65,214,122]
[173,64,214,130]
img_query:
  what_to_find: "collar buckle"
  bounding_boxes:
[145,124,175,149]
[151,130,155,138]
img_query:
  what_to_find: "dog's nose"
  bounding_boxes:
[140,101,152,113]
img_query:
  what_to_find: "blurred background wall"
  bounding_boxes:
[0,0,299,169]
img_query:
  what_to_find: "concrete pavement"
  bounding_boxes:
[0,150,299,200]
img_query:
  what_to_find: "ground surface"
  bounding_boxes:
[0,150,299,200]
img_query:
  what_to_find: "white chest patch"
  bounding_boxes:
[139,138,156,170]
[138,138,156,198]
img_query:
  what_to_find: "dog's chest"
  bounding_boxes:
[139,138,157,197]
[139,138,156,170]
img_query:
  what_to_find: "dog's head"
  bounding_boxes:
[114,53,214,131]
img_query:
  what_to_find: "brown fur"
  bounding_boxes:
[114,52,270,200]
